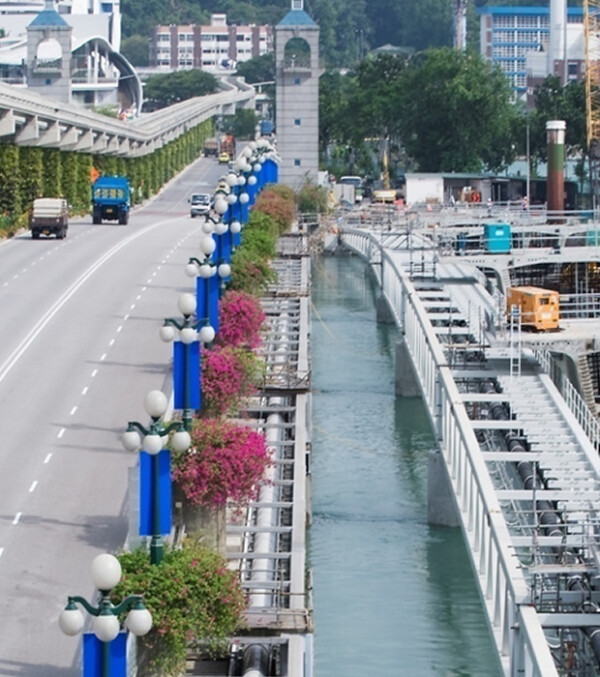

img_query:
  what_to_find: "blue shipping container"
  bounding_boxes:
[483,223,511,253]
[586,230,600,246]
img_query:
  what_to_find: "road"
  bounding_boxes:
[0,156,225,675]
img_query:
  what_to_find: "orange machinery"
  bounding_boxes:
[506,286,560,331]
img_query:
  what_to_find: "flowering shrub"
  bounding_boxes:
[231,247,277,296]
[173,418,271,508]
[254,188,296,235]
[266,183,296,204]
[201,345,262,417]
[245,211,279,247]
[218,290,265,350]
[241,218,278,259]
[111,543,246,675]
[297,179,329,213]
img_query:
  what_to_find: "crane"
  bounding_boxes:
[584,0,600,207]
[455,1,489,52]
[453,0,468,51]
[585,1,600,153]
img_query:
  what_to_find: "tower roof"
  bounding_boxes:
[277,8,317,27]
[29,0,69,27]
[28,6,69,28]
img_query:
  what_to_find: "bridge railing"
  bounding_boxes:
[0,77,254,156]
[341,228,560,677]
[533,347,600,449]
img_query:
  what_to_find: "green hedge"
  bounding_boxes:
[0,117,213,236]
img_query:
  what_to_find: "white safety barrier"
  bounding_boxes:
[341,228,559,677]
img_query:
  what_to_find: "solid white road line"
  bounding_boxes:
[0,217,184,385]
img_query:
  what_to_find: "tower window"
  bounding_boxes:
[294,159,301,166]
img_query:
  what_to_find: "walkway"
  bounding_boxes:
[184,231,313,676]
[339,216,600,677]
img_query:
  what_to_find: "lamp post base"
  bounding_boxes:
[149,536,164,565]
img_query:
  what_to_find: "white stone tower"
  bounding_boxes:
[275,0,322,188]
[26,0,73,103]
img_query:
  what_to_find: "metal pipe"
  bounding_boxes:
[248,303,291,609]
[242,644,270,676]
[480,379,600,665]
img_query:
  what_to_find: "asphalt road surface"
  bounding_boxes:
[0,156,226,675]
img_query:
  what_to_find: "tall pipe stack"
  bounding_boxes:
[546,119,566,219]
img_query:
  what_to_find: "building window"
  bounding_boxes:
[294,159,301,166]
[294,77,300,85]
[294,118,301,125]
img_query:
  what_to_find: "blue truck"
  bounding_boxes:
[260,120,274,137]
[92,175,131,225]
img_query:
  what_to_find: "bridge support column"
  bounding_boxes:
[395,339,421,397]
[376,294,394,323]
[427,449,460,526]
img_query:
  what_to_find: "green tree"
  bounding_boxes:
[296,179,329,213]
[527,76,586,164]
[221,108,257,139]
[121,35,149,67]
[62,153,79,209]
[235,53,274,84]
[0,145,21,217]
[350,54,407,145]
[19,147,43,207]
[118,0,461,68]
[75,154,93,214]
[398,48,517,172]
[121,0,208,38]
[143,70,218,108]
[42,149,62,197]
[320,54,407,176]
[319,70,350,150]
[401,0,453,51]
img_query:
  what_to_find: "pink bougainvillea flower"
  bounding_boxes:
[172,418,271,510]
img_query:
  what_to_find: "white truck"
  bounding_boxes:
[30,198,69,239]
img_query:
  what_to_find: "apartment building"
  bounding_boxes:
[149,13,273,72]
[477,3,584,104]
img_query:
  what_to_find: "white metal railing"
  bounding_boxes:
[560,292,600,319]
[533,347,600,449]
[0,77,254,156]
[341,228,559,677]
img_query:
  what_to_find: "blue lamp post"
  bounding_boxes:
[159,292,215,431]
[224,171,243,248]
[122,391,191,565]
[202,196,232,298]
[59,553,152,677]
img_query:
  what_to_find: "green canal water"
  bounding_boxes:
[309,254,503,677]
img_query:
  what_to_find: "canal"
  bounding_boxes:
[309,253,502,676]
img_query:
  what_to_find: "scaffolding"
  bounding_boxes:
[585,0,600,208]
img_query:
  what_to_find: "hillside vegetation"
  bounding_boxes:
[121,0,578,68]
